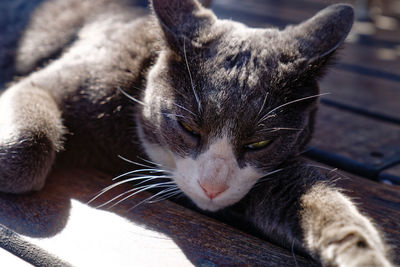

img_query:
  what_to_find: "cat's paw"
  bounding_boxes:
[319,225,392,267]
[0,83,64,193]
[0,132,56,193]
[301,184,393,267]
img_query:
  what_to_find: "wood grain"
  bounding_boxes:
[1,165,399,265]
[380,164,400,185]
[320,69,400,120]
[311,105,400,169]
[0,168,318,267]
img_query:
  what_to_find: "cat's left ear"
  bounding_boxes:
[151,0,216,48]
[285,4,354,64]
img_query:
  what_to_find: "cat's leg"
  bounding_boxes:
[240,162,392,266]
[0,82,64,193]
[300,183,392,267]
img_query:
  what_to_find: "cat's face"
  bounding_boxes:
[136,0,353,211]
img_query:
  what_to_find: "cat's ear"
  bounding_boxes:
[151,0,216,48]
[285,4,354,64]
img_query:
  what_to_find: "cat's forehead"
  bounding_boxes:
[199,24,288,91]
[194,26,285,116]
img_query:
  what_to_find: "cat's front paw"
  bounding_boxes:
[318,225,392,267]
[301,184,393,267]
[0,131,56,193]
[0,83,64,193]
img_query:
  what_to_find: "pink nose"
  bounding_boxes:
[199,181,228,199]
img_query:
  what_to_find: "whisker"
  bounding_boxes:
[118,87,146,106]
[259,93,330,123]
[96,181,175,209]
[137,156,162,167]
[253,168,286,188]
[110,181,177,208]
[257,92,269,118]
[172,102,196,116]
[131,187,180,209]
[306,164,350,182]
[259,127,302,133]
[125,83,145,92]
[118,155,155,168]
[96,187,138,209]
[118,89,186,121]
[88,175,172,204]
[148,188,181,203]
[112,169,165,181]
[161,112,188,120]
[183,38,201,113]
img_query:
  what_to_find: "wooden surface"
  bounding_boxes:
[0,168,318,267]
[1,0,400,266]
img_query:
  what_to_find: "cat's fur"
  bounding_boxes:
[0,0,393,265]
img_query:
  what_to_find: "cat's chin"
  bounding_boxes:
[188,192,240,212]
[194,201,227,212]
[179,185,250,212]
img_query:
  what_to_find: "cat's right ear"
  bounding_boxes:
[151,0,216,49]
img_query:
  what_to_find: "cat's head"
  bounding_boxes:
[137,0,353,211]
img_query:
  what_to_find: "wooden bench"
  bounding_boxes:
[1,0,399,266]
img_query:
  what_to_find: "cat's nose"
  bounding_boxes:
[198,181,228,199]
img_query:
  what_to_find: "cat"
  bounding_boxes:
[0,0,393,266]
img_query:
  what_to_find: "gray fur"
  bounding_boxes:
[0,0,392,265]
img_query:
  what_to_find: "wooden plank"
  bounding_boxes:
[380,164,400,185]
[320,69,400,121]
[0,168,317,267]
[311,105,400,170]
[1,165,399,265]
[338,43,400,75]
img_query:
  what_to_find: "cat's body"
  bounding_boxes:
[0,0,393,266]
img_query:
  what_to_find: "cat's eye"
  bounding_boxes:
[179,121,200,136]
[245,140,271,150]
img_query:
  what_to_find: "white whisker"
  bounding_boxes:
[137,156,163,167]
[257,92,269,118]
[260,127,302,133]
[130,187,180,209]
[306,164,350,182]
[172,102,196,116]
[88,175,172,204]
[118,87,146,106]
[110,181,177,208]
[112,169,165,181]
[253,168,285,188]
[183,38,201,113]
[148,187,180,202]
[118,155,155,169]
[96,181,176,209]
[149,190,182,204]
[259,93,330,123]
